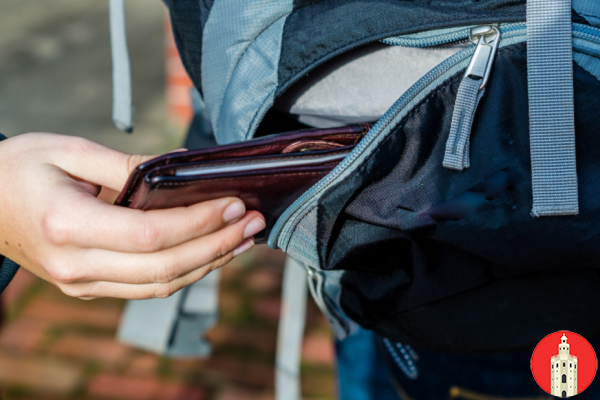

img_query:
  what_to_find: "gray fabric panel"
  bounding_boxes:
[443,77,484,171]
[282,208,359,340]
[306,267,357,340]
[528,0,579,216]
[109,0,134,132]
[275,43,464,128]
[201,0,293,144]
[283,206,320,268]
[573,0,600,27]
[218,17,290,143]
[321,270,360,340]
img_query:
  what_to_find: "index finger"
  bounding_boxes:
[42,194,248,253]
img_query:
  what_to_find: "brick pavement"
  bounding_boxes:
[0,246,336,400]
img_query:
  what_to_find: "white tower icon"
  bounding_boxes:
[551,334,578,398]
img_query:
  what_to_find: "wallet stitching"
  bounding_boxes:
[142,171,330,209]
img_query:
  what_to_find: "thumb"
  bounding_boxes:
[114,149,187,188]
[55,138,157,192]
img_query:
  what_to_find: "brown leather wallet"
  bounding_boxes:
[115,124,371,242]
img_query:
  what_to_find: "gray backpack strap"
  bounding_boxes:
[117,292,184,353]
[117,272,220,356]
[109,0,134,132]
[166,270,220,357]
[528,0,578,216]
[276,257,308,400]
[442,77,485,171]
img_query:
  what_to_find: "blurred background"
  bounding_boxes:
[0,1,336,399]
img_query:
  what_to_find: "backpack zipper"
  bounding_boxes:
[270,23,600,251]
[443,25,500,171]
[381,26,475,48]
[382,23,521,48]
[269,23,525,250]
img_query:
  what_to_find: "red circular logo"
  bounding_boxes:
[531,331,597,397]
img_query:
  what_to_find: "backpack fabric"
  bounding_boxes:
[162,0,600,354]
[164,0,525,145]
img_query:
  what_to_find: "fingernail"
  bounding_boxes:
[234,238,255,256]
[244,218,266,239]
[223,201,246,223]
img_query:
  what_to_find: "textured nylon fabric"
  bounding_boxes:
[573,0,600,27]
[316,43,600,352]
[201,0,293,144]
[164,0,212,95]
[163,0,524,101]
[165,0,526,142]
[443,77,484,171]
[277,0,525,97]
[574,51,600,81]
[109,0,133,133]
[285,206,320,268]
[528,0,578,216]
[217,17,289,144]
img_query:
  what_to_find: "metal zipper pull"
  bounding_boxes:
[443,26,500,171]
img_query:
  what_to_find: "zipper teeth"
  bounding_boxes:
[573,23,600,40]
[381,22,525,48]
[271,22,600,249]
[381,28,472,48]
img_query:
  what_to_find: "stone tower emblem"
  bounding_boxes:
[551,334,578,398]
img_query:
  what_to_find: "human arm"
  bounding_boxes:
[0,133,265,299]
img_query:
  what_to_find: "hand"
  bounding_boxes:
[0,133,265,299]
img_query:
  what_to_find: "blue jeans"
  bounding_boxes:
[336,329,600,400]
[335,328,399,400]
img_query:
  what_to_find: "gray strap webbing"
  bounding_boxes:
[117,291,185,353]
[117,272,220,357]
[528,0,578,217]
[443,77,484,171]
[109,0,134,133]
[276,257,307,400]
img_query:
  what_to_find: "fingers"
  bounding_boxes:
[45,211,265,285]
[50,136,156,191]
[58,255,230,300]
[43,193,248,253]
